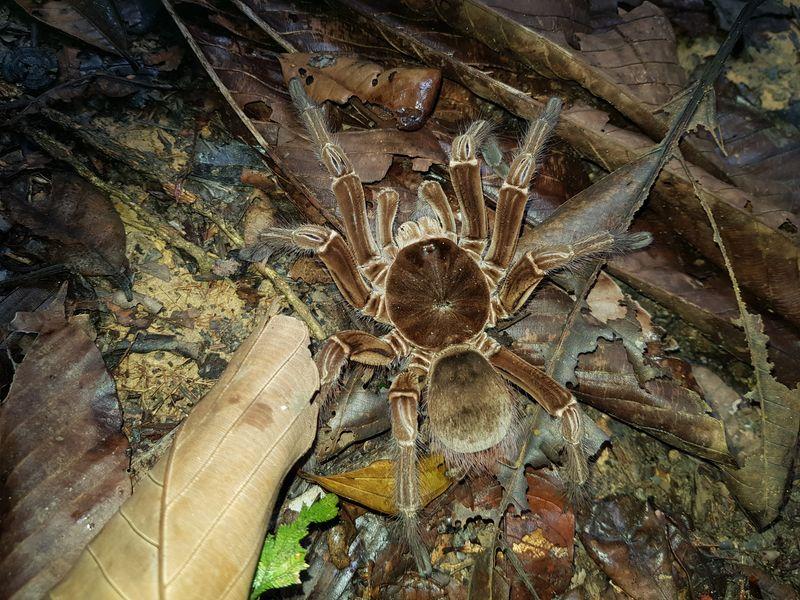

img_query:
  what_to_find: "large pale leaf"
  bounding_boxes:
[50,315,320,599]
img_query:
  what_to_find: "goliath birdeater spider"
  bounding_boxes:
[261,79,650,574]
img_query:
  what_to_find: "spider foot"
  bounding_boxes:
[560,404,591,503]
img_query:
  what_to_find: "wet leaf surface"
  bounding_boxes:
[579,495,678,600]
[0,286,130,598]
[14,0,130,56]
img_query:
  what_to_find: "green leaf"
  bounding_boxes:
[250,493,339,598]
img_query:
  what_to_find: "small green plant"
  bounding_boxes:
[250,493,339,598]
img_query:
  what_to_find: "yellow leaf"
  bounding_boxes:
[304,455,451,515]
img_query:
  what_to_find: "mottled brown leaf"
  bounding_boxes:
[721,310,800,527]
[579,495,677,600]
[279,52,441,130]
[508,283,735,465]
[0,285,130,599]
[465,470,574,600]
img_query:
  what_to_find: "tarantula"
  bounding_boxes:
[264,79,649,573]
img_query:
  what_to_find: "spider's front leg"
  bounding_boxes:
[489,347,589,487]
[388,366,431,575]
[314,329,400,400]
[497,229,652,316]
[289,79,387,283]
[265,225,388,322]
[484,97,561,280]
[450,120,492,255]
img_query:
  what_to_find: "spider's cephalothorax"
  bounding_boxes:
[266,79,650,574]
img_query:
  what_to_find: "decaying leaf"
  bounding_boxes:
[579,495,677,600]
[304,455,451,515]
[51,315,320,599]
[316,384,390,460]
[279,53,442,130]
[693,180,800,527]
[721,309,800,528]
[507,284,734,466]
[503,471,574,599]
[0,285,130,599]
[3,172,131,299]
[14,0,130,56]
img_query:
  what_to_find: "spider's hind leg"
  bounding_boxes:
[388,367,432,575]
[489,347,590,490]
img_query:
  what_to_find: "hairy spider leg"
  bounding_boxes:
[274,225,389,322]
[483,97,562,284]
[388,366,431,576]
[497,231,618,316]
[375,188,399,260]
[489,346,588,485]
[289,78,390,285]
[417,180,457,242]
[449,120,493,257]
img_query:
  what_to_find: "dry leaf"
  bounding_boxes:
[304,455,451,515]
[579,495,677,600]
[508,284,735,466]
[4,172,131,299]
[721,310,800,528]
[50,315,319,599]
[0,285,130,599]
[14,0,129,56]
[279,52,441,130]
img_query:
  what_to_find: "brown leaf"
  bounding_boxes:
[691,92,800,222]
[51,315,320,599]
[304,455,451,515]
[0,285,130,598]
[279,52,442,130]
[579,495,677,600]
[508,283,735,466]
[316,384,390,461]
[430,0,683,142]
[465,470,574,600]
[4,172,130,298]
[720,310,800,528]
[609,218,800,386]
[14,0,129,56]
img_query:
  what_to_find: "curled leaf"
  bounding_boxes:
[279,52,442,130]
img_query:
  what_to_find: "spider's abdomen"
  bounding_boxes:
[385,237,490,350]
[427,347,515,457]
